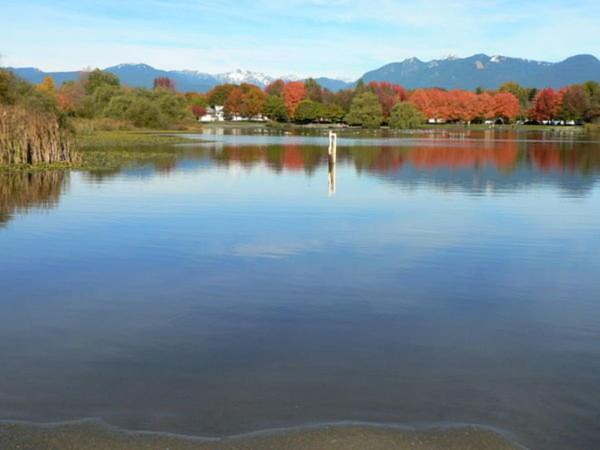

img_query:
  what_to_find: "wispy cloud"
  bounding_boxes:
[1,0,598,77]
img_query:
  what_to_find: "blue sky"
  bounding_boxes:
[1,0,598,78]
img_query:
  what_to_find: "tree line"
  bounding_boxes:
[3,66,600,131]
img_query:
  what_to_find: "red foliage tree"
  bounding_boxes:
[368,81,407,118]
[191,104,207,119]
[530,88,562,120]
[560,85,590,120]
[153,77,176,91]
[265,79,285,97]
[283,81,306,117]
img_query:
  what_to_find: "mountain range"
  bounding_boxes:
[8,54,600,92]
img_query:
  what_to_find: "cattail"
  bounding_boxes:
[0,105,77,166]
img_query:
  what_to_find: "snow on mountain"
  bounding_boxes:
[216,69,275,87]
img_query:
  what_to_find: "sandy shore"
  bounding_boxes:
[0,420,524,450]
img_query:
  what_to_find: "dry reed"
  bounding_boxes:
[0,105,77,165]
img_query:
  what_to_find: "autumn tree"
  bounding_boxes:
[475,92,496,120]
[560,85,590,120]
[304,78,323,102]
[368,81,407,119]
[283,81,306,117]
[153,77,176,91]
[265,79,285,97]
[493,92,520,121]
[191,104,207,119]
[530,88,562,120]
[323,88,354,113]
[55,81,85,114]
[37,76,55,94]
[224,87,243,116]
[207,84,236,107]
[345,92,383,128]
[499,82,529,110]
[410,88,448,121]
[238,83,267,118]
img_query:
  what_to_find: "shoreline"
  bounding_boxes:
[0,418,526,450]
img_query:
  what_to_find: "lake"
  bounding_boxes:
[1,128,599,449]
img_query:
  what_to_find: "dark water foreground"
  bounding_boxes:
[1,129,599,449]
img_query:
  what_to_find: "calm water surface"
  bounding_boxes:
[1,129,600,449]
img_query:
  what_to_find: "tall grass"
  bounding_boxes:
[0,105,77,165]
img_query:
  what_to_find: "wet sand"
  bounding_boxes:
[0,420,524,450]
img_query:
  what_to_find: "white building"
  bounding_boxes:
[199,105,267,123]
[199,106,225,122]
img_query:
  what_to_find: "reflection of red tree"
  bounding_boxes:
[372,148,405,172]
[222,147,266,166]
[407,142,518,170]
[530,142,561,172]
[283,145,304,171]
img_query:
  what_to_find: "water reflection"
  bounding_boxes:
[1,132,600,450]
[2,136,600,225]
[0,171,68,225]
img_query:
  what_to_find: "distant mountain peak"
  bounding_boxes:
[361,53,600,89]
[8,53,600,93]
[109,63,155,70]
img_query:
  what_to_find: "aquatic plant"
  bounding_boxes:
[0,105,76,165]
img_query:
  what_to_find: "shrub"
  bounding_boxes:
[389,101,425,129]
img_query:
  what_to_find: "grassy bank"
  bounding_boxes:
[76,130,195,148]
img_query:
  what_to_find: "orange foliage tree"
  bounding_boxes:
[411,88,521,123]
[55,82,84,114]
[493,92,520,120]
[283,81,306,117]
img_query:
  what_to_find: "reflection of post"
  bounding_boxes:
[328,131,337,196]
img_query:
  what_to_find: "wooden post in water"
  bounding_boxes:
[328,130,337,160]
[328,131,337,196]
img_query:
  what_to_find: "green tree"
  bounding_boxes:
[500,81,530,110]
[304,78,323,102]
[83,69,120,95]
[321,103,345,122]
[389,101,425,129]
[81,84,121,117]
[294,100,321,123]
[0,69,57,113]
[104,92,166,128]
[263,95,288,122]
[354,79,367,96]
[345,92,383,128]
[582,81,600,122]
